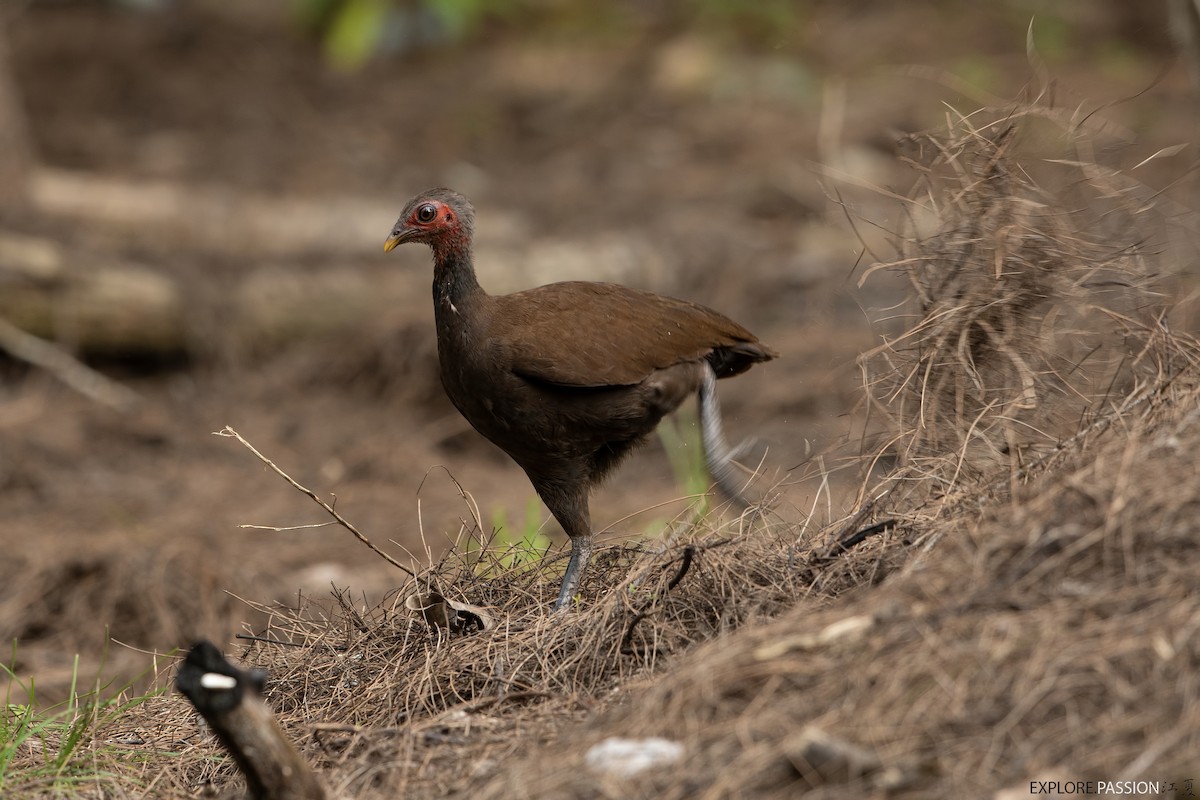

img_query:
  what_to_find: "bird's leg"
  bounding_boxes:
[554,531,594,612]
[535,482,595,612]
[698,363,754,508]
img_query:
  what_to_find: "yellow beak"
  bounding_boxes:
[383,234,402,253]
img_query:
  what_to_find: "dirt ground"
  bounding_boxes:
[2,1,1200,798]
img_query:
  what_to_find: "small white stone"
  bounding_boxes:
[584,737,684,779]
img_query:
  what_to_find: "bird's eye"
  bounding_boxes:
[416,204,437,223]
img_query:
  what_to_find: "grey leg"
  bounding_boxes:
[553,533,594,612]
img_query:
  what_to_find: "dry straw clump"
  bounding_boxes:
[860,109,1161,498]
[136,503,871,799]
[103,103,1200,800]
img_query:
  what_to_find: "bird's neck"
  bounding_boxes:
[432,244,484,314]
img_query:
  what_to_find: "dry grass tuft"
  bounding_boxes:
[860,108,1163,498]
[100,484,908,798]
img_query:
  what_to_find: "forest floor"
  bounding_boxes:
[2,2,1199,797]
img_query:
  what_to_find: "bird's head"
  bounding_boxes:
[383,188,475,258]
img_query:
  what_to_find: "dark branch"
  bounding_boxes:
[621,545,698,656]
[177,641,327,800]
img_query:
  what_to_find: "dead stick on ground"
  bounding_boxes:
[176,641,327,800]
[0,315,140,411]
[215,425,417,577]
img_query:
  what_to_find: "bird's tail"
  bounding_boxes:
[698,363,753,508]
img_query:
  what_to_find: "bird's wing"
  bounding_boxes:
[488,282,770,388]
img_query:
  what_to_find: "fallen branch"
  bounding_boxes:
[215,425,416,577]
[0,315,140,411]
[176,640,327,800]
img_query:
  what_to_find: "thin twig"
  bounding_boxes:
[235,634,307,649]
[665,545,696,592]
[458,690,553,714]
[621,545,698,655]
[818,519,897,562]
[215,425,416,577]
[240,522,337,532]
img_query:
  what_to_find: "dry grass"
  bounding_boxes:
[859,107,1163,496]
[29,100,1200,798]
[99,495,901,799]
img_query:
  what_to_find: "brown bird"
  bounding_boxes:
[385,189,776,611]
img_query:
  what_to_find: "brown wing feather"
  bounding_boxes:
[486,282,774,388]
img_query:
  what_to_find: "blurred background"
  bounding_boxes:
[0,0,1195,697]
